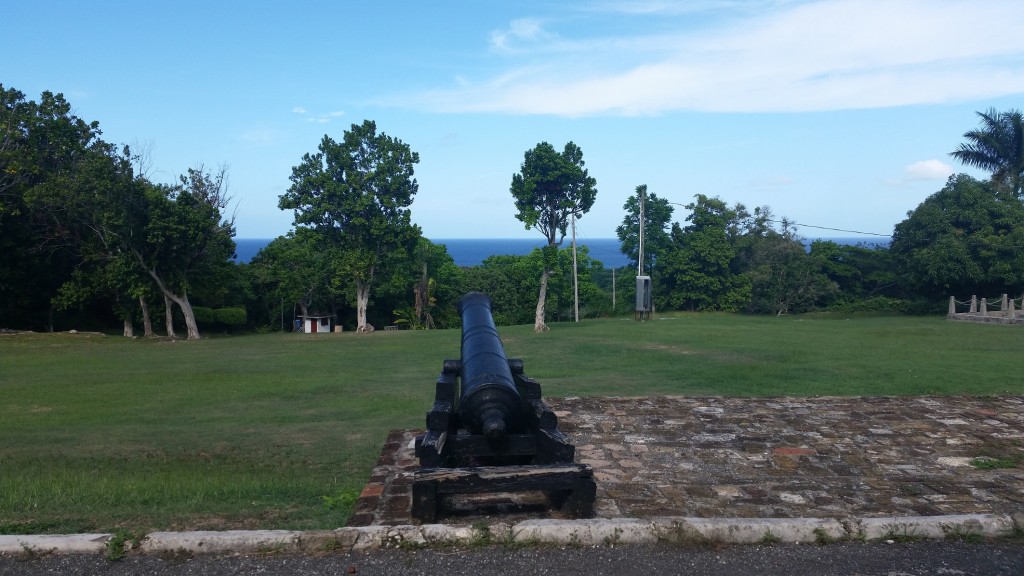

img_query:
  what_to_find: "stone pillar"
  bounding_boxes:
[1009,298,1017,320]
[980,298,988,316]
[1001,294,1008,311]
[970,295,978,313]
[948,296,956,316]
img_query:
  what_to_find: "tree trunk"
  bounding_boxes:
[160,289,201,340]
[178,294,201,340]
[123,318,134,338]
[355,279,371,333]
[415,261,427,326]
[534,269,550,333]
[139,296,154,337]
[133,253,200,340]
[164,292,177,338]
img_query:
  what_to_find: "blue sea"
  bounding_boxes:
[232,236,889,268]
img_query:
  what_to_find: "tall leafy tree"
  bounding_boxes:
[128,167,237,340]
[247,228,346,328]
[616,184,674,276]
[950,108,1024,198]
[280,120,420,332]
[510,141,597,332]
[659,195,750,311]
[891,174,1024,300]
[0,86,105,329]
[741,221,836,315]
[809,240,897,305]
[406,237,462,329]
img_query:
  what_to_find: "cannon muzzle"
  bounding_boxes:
[457,292,522,439]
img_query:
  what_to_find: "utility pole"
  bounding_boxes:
[635,185,651,321]
[637,189,645,277]
[572,211,579,322]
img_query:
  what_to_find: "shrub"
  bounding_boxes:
[215,307,247,326]
[192,306,216,324]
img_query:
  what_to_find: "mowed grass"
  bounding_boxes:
[1,312,1022,534]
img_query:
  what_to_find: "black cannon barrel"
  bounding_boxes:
[457,292,522,439]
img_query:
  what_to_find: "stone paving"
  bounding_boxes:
[349,396,1024,527]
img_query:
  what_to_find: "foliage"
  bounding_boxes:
[510,141,597,245]
[280,120,420,332]
[616,184,674,276]
[0,86,108,330]
[11,85,1024,334]
[743,224,837,315]
[128,167,237,339]
[192,306,216,324]
[950,108,1024,198]
[969,456,1019,470]
[246,228,348,327]
[890,174,1024,299]
[659,195,750,311]
[0,85,237,337]
[510,141,598,331]
[460,263,526,326]
[215,307,247,326]
[810,240,897,304]
[463,245,611,326]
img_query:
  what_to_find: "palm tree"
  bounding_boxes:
[950,108,1024,199]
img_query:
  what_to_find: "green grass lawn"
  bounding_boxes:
[2,312,1022,534]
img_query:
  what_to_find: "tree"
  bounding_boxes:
[0,86,105,330]
[950,108,1024,198]
[659,195,750,312]
[247,229,345,327]
[469,253,543,326]
[543,244,610,321]
[616,184,674,276]
[890,174,1024,300]
[742,221,836,315]
[809,240,898,306]
[128,167,237,340]
[280,120,420,333]
[510,141,597,332]
[408,237,462,329]
[1,85,237,336]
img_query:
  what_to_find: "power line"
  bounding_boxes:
[773,220,891,238]
[663,201,891,238]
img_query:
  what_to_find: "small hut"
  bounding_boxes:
[300,315,333,334]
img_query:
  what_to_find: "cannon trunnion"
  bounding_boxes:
[412,292,595,522]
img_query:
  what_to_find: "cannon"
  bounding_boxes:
[457,291,523,439]
[412,292,595,521]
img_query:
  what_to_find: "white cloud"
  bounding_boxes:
[490,18,550,52]
[905,159,954,180]
[239,127,280,145]
[398,0,1024,116]
[296,109,346,123]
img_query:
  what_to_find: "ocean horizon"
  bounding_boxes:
[232,236,889,268]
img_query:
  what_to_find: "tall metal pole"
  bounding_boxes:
[637,188,645,277]
[572,211,579,323]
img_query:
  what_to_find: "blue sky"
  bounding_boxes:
[5,0,1024,242]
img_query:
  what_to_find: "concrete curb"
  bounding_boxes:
[0,534,111,555]
[2,514,1021,556]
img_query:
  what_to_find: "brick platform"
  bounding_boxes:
[348,396,1024,526]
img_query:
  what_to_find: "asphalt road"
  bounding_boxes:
[2,541,1022,576]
